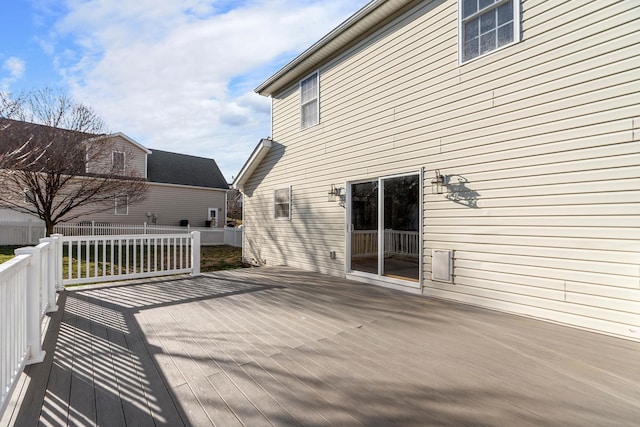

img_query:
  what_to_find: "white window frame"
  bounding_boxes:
[112,151,126,173]
[458,0,521,64]
[115,194,129,215]
[299,71,319,129]
[274,186,292,220]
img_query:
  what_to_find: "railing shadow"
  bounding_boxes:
[9,276,279,426]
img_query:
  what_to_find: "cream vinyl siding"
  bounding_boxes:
[74,184,227,227]
[243,0,640,340]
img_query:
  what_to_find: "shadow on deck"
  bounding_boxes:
[2,267,640,426]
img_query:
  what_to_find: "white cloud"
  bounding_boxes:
[1,57,27,90]
[44,0,368,180]
[3,57,26,79]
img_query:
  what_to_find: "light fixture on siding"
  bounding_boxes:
[328,184,344,202]
[431,170,446,194]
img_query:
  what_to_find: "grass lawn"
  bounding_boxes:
[0,244,243,273]
[0,246,20,264]
[201,245,244,272]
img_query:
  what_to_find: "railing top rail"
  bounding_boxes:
[0,254,31,277]
[35,241,50,250]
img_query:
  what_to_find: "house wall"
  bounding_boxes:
[74,183,227,228]
[85,135,147,177]
[243,0,640,340]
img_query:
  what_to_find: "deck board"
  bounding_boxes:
[3,267,640,427]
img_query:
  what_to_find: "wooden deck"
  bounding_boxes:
[2,267,640,426]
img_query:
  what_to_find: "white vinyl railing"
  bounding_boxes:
[1,230,202,418]
[384,230,420,257]
[0,235,62,417]
[351,229,420,258]
[61,232,201,286]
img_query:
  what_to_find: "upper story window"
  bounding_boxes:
[112,151,125,173]
[274,186,291,220]
[300,72,319,129]
[460,0,521,63]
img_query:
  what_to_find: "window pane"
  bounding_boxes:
[115,195,128,215]
[275,203,289,218]
[464,18,479,42]
[113,152,124,172]
[497,0,513,25]
[301,74,317,104]
[463,38,479,61]
[460,0,518,62]
[462,0,477,18]
[480,30,496,54]
[480,10,496,34]
[478,0,495,11]
[301,101,318,128]
[497,22,514,47]
[275,188,289,203]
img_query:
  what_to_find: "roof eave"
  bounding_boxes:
[255,0,416,97]
[232,138,273,192]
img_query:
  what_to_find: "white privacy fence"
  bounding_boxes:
[0,221,242,247]
[0,220,46,245]
[54,222,192,236]
[0,235,62,417]
[352,230,420,258]
[62,232,201,286]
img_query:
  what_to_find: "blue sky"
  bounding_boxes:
[0,0,370,180]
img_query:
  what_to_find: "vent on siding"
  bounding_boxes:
[432,249,453,283]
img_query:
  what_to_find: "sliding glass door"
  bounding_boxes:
[348,173,421,285]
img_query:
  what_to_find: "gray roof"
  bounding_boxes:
[147,149,228,190]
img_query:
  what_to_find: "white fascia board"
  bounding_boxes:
[232,138,273,192]
[255,0,417,97]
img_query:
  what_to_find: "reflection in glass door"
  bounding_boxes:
[348,173,420,284]
[382,175,420,282]
[349,181,378,275]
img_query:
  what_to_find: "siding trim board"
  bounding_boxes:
[241,0,640,341]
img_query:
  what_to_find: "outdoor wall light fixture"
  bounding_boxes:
[431,170,447,194]
[328,184,344,202]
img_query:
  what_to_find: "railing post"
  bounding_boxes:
[14,246,46,365]
[40,238,59,313]
[191,231,201,276]
[50,234,64,291]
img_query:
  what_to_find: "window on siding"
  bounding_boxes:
[300,72,319,129]
[274,187,291,220]
[24,188,35,204]
[460,0,520,63]
[112,151,125,173]
[115,194,129,215]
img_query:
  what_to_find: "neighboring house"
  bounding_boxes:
[233,0,640,340]
[83,146,229,227]
[0,120,228,227]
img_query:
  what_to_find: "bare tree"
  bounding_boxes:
[226,188,243,224]
[0,88,148,235]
